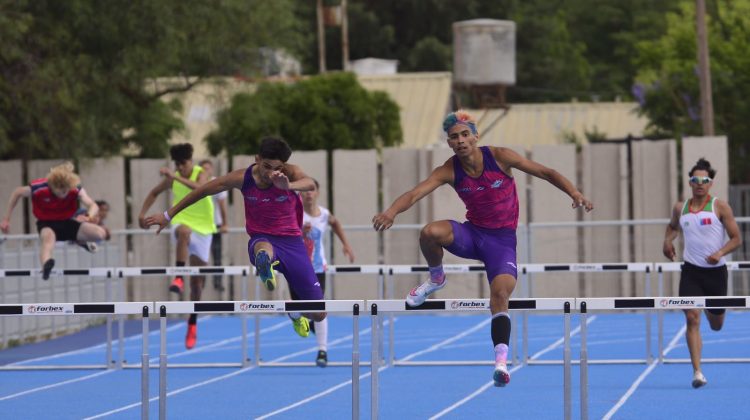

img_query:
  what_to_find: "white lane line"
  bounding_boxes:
[0,319,286,401]
[83,321,380,420]
[602,324,685,420]
[0,370,112,401]
[8,318,188,366]
[429,315,598,419]
[255,316,494,419]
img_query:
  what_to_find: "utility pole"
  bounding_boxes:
[696,0,714,135]
[316,0,327,73]
[341,0,350,71]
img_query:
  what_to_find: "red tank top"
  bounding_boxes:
[30,178,80,221]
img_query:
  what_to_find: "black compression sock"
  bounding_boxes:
[491,312,511,346]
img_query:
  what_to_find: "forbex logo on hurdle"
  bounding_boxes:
[450,300,488,310]
[238,302,283,312]
[27,305,71,314]
[659,298,704,308]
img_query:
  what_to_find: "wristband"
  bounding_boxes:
[163,210,171,222]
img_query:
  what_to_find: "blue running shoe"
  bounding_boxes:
[255,250,278,291]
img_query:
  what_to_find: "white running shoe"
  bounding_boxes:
[77,241,99,253]
[692,371,707,388]
[493,363,511,387]
[405,278,446,307]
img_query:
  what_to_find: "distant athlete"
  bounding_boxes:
[1,162,107,279]
[663,158,741,388]
[298,178,355,367]
[372,110,593,387]
[138,143,215,349]
[144,137,326,337]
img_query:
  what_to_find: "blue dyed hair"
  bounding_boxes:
[442,111,478,135]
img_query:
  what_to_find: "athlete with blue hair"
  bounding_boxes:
[373,110,593,387]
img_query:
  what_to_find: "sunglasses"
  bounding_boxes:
[689,176,712,185]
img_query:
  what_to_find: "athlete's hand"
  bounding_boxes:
[343,244,355,263]
[270,171,290,190]
[663,240,676,261]
[159,167,174,179]
[372,212,394,231]
[219,224,229,234]
[138,215,148,229]
[706,252,722,265]
[144,212,169,234]
[0,218,10,234]
[571,192,594,212]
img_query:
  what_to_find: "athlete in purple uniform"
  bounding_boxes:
[144,137,326,336]
[372,110,593,387]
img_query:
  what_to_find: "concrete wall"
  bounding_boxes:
[0,160,23,234]
[632,140,678,295]
[332,149,379,299]
[528,144,579,297]
[582,143,631,297]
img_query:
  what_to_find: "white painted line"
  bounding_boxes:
[84,320,379,419]
[602,324,685,420]
[0,370,112,401]
[255,316,501,419]
[429,315,597,419]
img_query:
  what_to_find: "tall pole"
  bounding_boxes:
[696,0,714,135]
[341,0,350,71]
[317,0,327,73]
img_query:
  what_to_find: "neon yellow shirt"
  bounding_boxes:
[171,165,216,235]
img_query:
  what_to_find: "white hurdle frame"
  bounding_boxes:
[578,296,750,420]
[154,300,364,420]
[0,268,120,370]
[367,298,575,420]
[0,302,152,418]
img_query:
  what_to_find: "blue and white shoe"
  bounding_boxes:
[255,250,278,291]
[493,364,510,387]
[405,277,446,307]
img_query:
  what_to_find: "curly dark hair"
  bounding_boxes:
[689,158,716,178]
[258,137,292,162]
[169,143,193,163]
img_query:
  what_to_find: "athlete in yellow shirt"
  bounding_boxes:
[138,143,216,349]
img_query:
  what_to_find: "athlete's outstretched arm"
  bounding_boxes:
[273,164,315,192]
[329,213,355,262]
[138,177,172,228]
[663,201,682,261]
[494,147,593,211]
[0,186,31,233]
[372,163,452,231]
[144,169,244,234]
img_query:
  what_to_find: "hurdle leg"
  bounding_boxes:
[352,303,360,420]
[371,303,379,420]
[159,305,167,420]
[141,305,150,420]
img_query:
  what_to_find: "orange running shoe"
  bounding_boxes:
[185,323,197,349]
[169,276,184,294]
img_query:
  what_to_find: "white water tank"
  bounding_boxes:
[453,19,516,85]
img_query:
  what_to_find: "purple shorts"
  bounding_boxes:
[248,234,323,300]
[444,221,518,281]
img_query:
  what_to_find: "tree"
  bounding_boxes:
[634,0,750,182]
[0,0,304,161]
[205,72,402,155]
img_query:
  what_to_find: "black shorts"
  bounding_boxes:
[679,261,728,315]
[36,219,82,242]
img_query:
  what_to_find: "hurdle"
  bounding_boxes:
[383,262,653,366]
[0,267,121,370]
[577,296,750,420]
[153,299,364,420]
[119,266,252,368]
[0,302,152,417]
[367,298,575,420]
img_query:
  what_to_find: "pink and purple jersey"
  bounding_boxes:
[452,146,519,230]
[241,165,303,237]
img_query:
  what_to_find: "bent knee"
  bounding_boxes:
[312,312,326,322]
[420,222,451,242]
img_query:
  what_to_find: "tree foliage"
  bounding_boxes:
[205,72,402,156]
[0,0,303,160]
[634,0,750,182]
